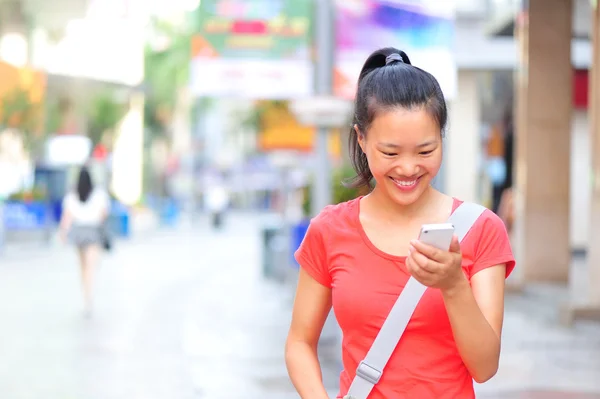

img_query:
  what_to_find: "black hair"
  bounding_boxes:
[76,166,94,203]
[347,47,448,189]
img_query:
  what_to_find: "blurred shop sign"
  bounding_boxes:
[190,58,312,99]
[189,0,312,99]
[290,96,353,128]
[257,100,342,156]
[190,0,457,100]
[334,0,457,100]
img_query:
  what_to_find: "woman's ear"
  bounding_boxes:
[355,124,366,153]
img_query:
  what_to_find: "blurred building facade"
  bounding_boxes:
[477,0,600,322]
[1,0,597,321]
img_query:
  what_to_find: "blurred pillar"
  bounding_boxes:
[588,0,600,308]
[563,0,600,323]
[446,70,480,203]
[512,0,572,284]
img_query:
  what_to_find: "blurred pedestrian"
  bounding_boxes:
[498,108,515,233]
[59,166,110,317]
[285,48,516,399]
[205,182,229,230]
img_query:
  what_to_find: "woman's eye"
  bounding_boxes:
[419,150,434,155]
[382,151,397,157]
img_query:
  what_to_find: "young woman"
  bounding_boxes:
[285,48,515,399]
[59,166,110,317]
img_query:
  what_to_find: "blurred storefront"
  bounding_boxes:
[0,0,150,244]
[488,0,600,323]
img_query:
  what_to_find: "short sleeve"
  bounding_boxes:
[470,210,516,278]
[62,193,75,211]
[294,215,332,288]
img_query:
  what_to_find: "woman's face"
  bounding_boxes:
[357,107,443,207]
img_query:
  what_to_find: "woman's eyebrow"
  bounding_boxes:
[378,140,437,149]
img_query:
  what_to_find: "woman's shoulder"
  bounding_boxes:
[63,191,78,202]
[310,197,360,228]
[452,199,515,276]
[452,198,504,225]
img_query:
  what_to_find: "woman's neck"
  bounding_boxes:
[365,185,445,223]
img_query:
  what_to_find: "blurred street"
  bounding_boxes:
[0,212,598,399]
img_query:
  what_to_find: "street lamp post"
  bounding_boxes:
[291,0,351,355]
[291,1,353,353]
[312,0,335,215]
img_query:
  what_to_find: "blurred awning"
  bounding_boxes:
[0,0,88,31]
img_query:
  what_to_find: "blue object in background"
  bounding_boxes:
[486,157,507,186]
[34,165,68,224]
[109,201,130,238]
[3,201,51,230]
[145,195,180,227]
[290,219,310,268]
[159,198,180,226]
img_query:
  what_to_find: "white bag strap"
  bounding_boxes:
[344,202,486,399]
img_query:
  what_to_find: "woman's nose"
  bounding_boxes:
[394,159,420,177]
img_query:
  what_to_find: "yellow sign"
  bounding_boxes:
[257,101,341,158]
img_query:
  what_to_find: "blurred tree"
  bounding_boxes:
[87,90,127,147]
[44,98,61,134]
[302,165,368,217]
[144,16,193,141]
[238,100,288,133]
[0,86,43,151]
[143,13,197,197]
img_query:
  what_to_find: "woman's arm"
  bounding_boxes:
[441,265,507,383]
[58,208,73,243]
[285,268,332,399]
[59,194,73,242]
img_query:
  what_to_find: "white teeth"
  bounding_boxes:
[392,178,416,186]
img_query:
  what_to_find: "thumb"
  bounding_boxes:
[449,235,461,254]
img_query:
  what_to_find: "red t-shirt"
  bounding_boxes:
[295,197,515,399]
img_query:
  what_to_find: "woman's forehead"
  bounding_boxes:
[368,108,441,141]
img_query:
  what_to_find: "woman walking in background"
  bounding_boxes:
[59,166,110,317]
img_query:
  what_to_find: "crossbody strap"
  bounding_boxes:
[344,202,487,399]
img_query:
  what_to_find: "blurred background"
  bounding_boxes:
[0,0,599,398]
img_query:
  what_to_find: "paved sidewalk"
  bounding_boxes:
[0,212,597,399]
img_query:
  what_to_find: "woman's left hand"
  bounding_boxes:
[406,236,467,292]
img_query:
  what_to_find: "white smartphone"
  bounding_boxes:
[417,223,455,251]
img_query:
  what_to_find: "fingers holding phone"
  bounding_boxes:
[406,223,465,291]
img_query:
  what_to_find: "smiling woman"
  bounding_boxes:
[285,47,515,399]
[357,107,443,204]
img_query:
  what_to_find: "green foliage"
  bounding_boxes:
[332,165,363,204]
[238,100,288,132]
[8,186,47,202]
[0,87,42,148]
[302,165,364,217]
[144,16,193,139]
[45,99,62,134]
[88,91,127,146]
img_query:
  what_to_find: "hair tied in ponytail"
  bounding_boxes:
[385,53,404,65]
